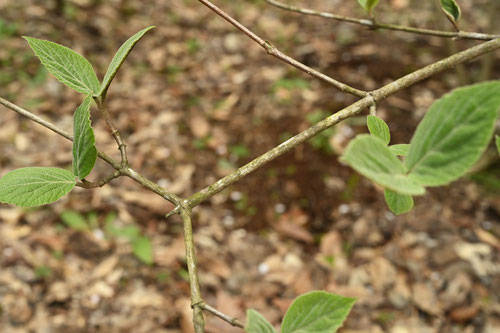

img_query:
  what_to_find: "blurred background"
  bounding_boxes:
[1,0,500,332]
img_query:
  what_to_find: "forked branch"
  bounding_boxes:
[197,0,367,97]
[0,97,182,206]
[177,35,500,211]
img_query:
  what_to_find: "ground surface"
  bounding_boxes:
[1,0,500,332]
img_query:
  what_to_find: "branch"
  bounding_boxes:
[180,207,205,333]
[266,0,500,41]
[199,302,245,328]
[76,170,122,188]
[197,0,367,98]
[95,98,128,166]
[177,37,500,210]
[0,97,183,206]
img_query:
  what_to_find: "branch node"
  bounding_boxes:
[263,40,275,54]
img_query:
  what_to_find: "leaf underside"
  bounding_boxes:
[367,115,390,145]
[384,189,414,215]
[23,36,100,95]
[0,167,76,207]
[99,26,155,96]
[389,144,410,157]
[342,135,425,195]
[73,95,97,179]
[440,0,461,23]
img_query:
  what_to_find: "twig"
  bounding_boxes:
[199,302,245,328]
[265,0,500,41]
[180,207,205,333]
[1,97,73,142]
[0,97,182,206]
[0,97,120,169]
[180,37,500,210]
[197,0,367,98]
[76,170,122,188]
[95,98,129,166]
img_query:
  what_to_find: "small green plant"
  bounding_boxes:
[105,218,154,265]
[34,265,52,279]
[61,210,153,265]
[61,210,91,230]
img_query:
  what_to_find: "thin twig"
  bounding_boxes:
[76,170,122,188]
[179,37,500,210]
[95,98,129,166]
[180,207,205,333]
[0,97,182,206]
[0,97,120,169]
[199,302,245,328]
[197,0,367,98]
[266,0,500,41]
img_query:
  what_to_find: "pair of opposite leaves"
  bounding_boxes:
[342,81,500,214]
[0,27,155,207]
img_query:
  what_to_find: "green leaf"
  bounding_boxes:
[281,291,356,333]
[245,309,276,333]
[0,167,75,207]
[405,81,500,186]
[73,95,97,179]
[61,211,89,230]
[496,135,500,156]
[106,223,141,241]
[440,0,461,23]
[367,115,390,145]
[342,135,425,195]
[23,36,100,95]
[357,0,379,14]
[389,144,410,156]
[99,26,155,97]
[384,189,414,215]
[132,236,153,265]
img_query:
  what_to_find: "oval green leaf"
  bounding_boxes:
[405,81,500,186]
[440,0,461,23]
[99,26,155,97]
[245,309,276,333]
[367,115,390,145]
[281,291,356,333]
[132,236,154,265]
[384,189,414,215]
[61,211,89,231]
[23,36,100,95]
[342,135,425,195]
[0,167,76,207]
[73,95,97,179]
